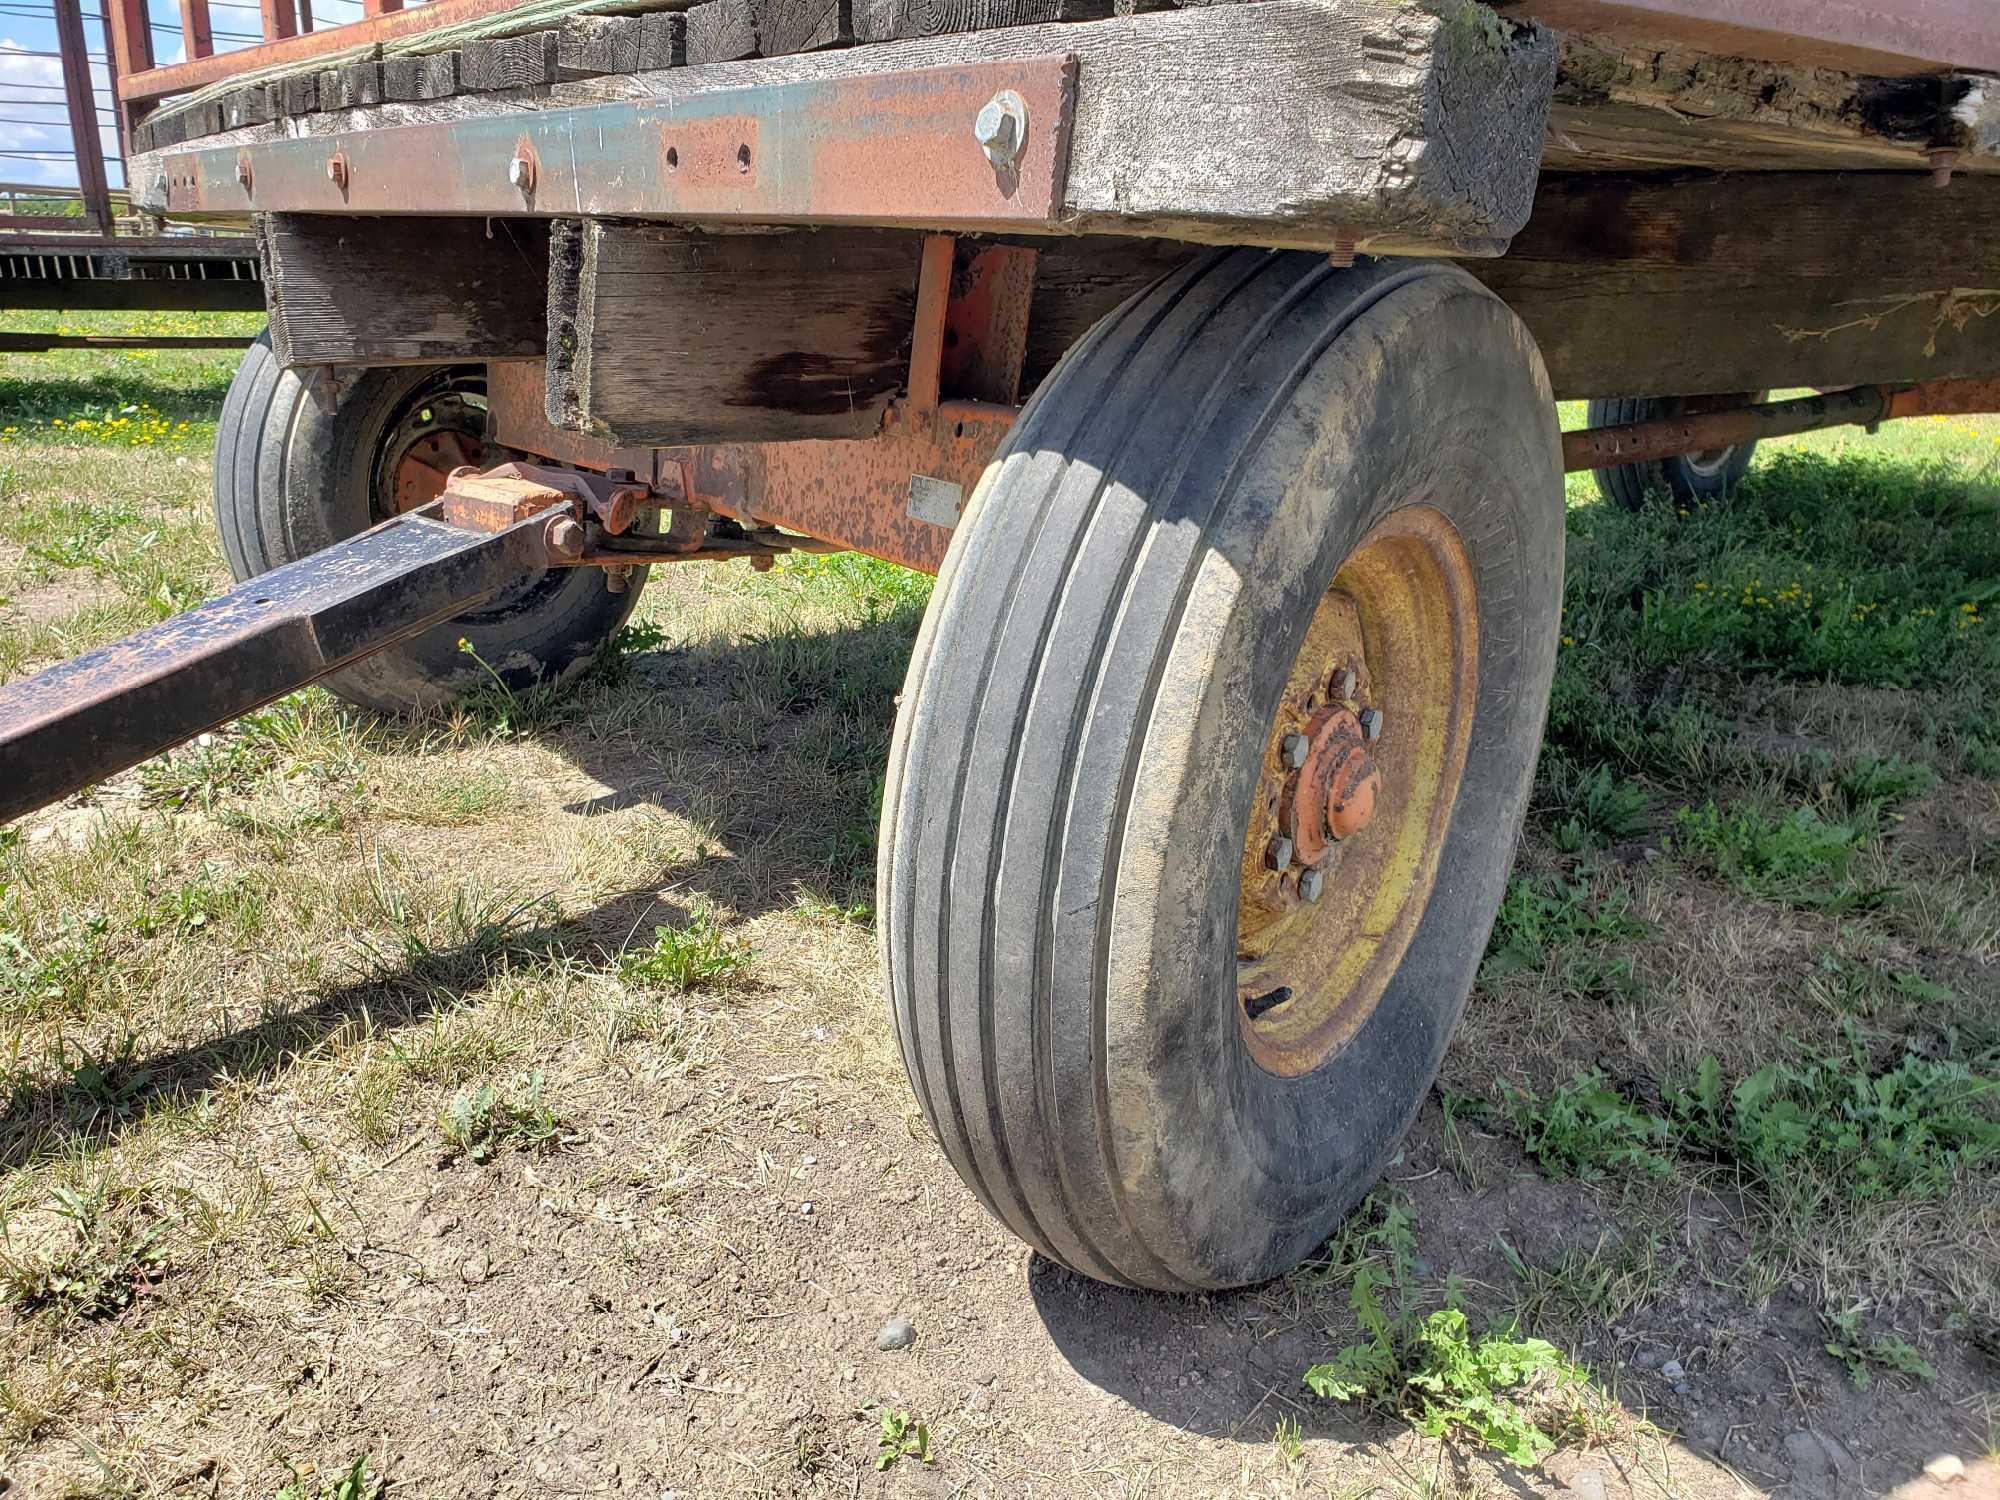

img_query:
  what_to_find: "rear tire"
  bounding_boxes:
[1588,393,1763,511]
[213,334,641,714]
[879,252,1565,1291]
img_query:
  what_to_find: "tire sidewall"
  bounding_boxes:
[1109,271,1563,1285]
[224,347,642,713]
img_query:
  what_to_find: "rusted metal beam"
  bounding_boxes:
[1560,377,2000,471]
[141,56,1077,233]
[176,0,212,58]
[0,332,257,351]
[0,497,573,825]
[53,0,113,234]
[907,234,956,414]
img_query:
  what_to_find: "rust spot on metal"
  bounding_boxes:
[440,464,572,532]
[907,234,956,413]
[939,243,1037,405]
[393,427,483,513]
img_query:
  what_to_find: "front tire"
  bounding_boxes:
[879,252,1564,1292]
[213,334,641,714]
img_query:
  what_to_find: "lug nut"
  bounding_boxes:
[1280,733,1309,769]
[1265,835,1294,873]
[1299,868,1326,903]
[1359,707,1383,741]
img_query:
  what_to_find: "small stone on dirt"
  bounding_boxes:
[1924,1456,1966,1484]
[1660,1358,1685,1379]
[1634,1350,1660,1369]
[875,1316,916,1351]
[1567,1469,1607,1500]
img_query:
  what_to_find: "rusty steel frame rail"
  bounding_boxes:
[0,499,565,824]
[1561,378,2000,472]
[137,56,1077,233]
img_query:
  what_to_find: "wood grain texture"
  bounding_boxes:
[1471,171,2000,397]
[381,50,460,100]
[322,58,384,109]
[222,84,278,128]
[562,223,922,443]
[636,10,686,68]
[278,69,321,116]
[685,0,759,63]
[261,213,549,366]
[462,30,562,90]
[745,0,853,55]
[863,0,1112,42]
[558,15,643,78]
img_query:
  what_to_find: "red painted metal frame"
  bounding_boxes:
[142,56,1078,234]
[52,0,113,234]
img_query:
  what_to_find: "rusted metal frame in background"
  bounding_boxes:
[52,0,114,234]
[258,0,297,42]
[141,56,1078,235]
[1561,378,2000,471]
[176,0,212,58]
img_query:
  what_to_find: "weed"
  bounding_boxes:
[437,1071,566,1163]
[1673,801,1875,907]
[0,1179,169,1319]
[277,1455,383,1500]
[1669,1040,1999,1204]
[1838,756,1937,810]
[1480,877,1648,981]
[862,1402,933,1470]
[1544,760,1653,852]
[1272,1414,1305,1467]
[1303,1268,1589,1466]
[1499,1231,1679,1331]
[618,899,752,993]
[1502,1072,1676,1181]
[1822,1306,1937,1391]
[64,1032,153,1127]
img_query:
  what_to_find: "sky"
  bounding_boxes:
[0,0,372,196]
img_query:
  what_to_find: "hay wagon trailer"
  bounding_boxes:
[2,0,1996,1290]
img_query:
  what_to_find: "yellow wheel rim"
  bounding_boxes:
[1235,505,1479,1078]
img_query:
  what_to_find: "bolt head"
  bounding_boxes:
[1359,708,1383,741]
[1299,868,1326,903]
[508,156,532,190]
[1281,733,1309,769]
[1264,835,1294,873]
[324,159,338,181]
[973,93,1024,168]
[544,515,585,559]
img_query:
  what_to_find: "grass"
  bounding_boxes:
[0,321,1994,1492]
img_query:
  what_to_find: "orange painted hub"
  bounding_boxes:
[392,429,485,513]
[1235,505,1478,1078]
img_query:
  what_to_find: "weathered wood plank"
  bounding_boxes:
[559,222,922,443]
[1471,171,2000,397]
[221,84,278,129]
[462,29,561,91]
[685,0,760,64]
[261,213,549,366]
[278,69,320,116]
[566,0,1558,249]
[381,50,460,101]
[557,15,643,79]
[636,10,686,68]
[321,58,383,110]
[866,0,1112,43]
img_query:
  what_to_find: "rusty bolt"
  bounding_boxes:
[544,515,585,560]
[1299,868,1326,903]
[1928,147,1959,188]
[1265,835,1294,873]
[234,161,252,192]
[508,153,536,193]
[973,90,1027,171]
[1359,707,1383,741]
[604,564,633,594]
[325,154,348,192]
[1332,666,1357,699]
[1280,733,1309,769]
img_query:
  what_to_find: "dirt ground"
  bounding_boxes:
[0,333,1996,1497]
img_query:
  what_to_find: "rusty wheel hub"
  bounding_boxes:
[391,427,486,514]
[1236,505,1479,1077]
